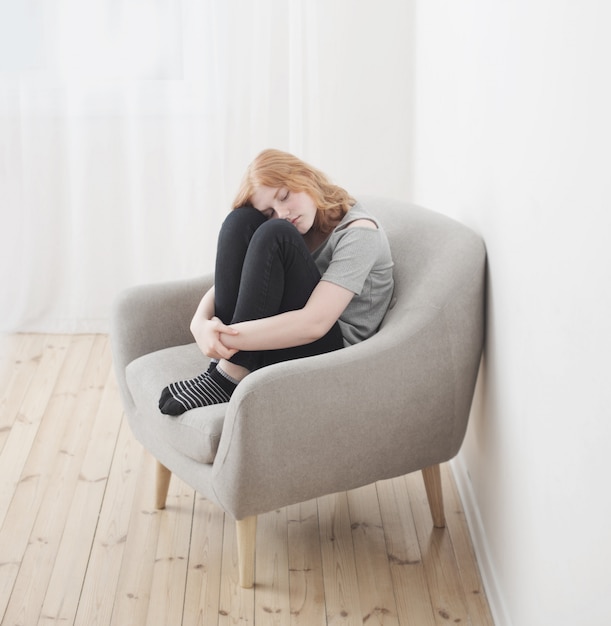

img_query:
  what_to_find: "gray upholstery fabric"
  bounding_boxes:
[126,343,226,464]
[110,199,486,520]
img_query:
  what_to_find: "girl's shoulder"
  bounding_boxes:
[336,202,381,232]
[346,218,377,230]
[312,202,385,257]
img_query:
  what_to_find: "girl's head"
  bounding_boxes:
[233,149,355,233]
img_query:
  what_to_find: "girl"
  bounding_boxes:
[159,149,394,415]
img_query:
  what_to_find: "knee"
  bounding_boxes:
[251,219,300,246]
[220,206,267,234]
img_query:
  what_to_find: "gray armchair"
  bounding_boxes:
[110,198,486,588]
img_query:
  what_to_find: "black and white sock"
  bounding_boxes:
[158,359,219,410]
[159,366,238,416]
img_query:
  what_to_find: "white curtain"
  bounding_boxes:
[1,0,413,333]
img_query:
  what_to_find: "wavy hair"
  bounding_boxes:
[232,149,355,234]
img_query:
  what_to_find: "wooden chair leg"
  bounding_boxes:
[155,461,172,510]
[422,464,446,528]
[236,516,257,589]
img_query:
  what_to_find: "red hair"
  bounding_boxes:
[233,149,355,234]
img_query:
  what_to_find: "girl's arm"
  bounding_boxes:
[192,285,215,320]
[219,280,354,351]
[190,286,239,360]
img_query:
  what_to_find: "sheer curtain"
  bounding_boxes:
[1,0,413,333]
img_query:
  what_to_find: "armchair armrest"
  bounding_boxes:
[110,274,213,412]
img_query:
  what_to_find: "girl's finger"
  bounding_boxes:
[211,317,239,335]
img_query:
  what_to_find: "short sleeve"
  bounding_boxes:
[319,227,381,295]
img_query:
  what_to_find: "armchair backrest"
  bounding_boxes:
[365,197,486,326]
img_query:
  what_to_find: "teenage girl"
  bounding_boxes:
[159,149,394,415]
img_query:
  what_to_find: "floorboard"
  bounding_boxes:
[0,334,495,625]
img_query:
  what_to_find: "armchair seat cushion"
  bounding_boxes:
[125,343,226,464]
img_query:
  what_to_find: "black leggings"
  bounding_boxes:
[213,206,344,371]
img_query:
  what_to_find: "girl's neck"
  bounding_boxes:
[304,217,341,252]
[304,229,329,252]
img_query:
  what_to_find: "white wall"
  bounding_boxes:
[308,0,414,199]
[412,2,611,624]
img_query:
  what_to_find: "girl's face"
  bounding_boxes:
[250,185,318,235]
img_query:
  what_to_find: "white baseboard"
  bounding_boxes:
[450,455,511,626]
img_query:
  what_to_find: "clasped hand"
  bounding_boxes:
[190,315,239,360]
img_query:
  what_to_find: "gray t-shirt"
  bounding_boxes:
[312,201,394,345]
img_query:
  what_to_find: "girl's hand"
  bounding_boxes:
[191,315,239,360]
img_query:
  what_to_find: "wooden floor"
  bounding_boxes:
[0,333,494,626]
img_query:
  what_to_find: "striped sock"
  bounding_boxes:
[158,359,220,410]
[159,367,238,416]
